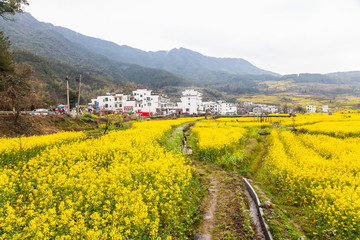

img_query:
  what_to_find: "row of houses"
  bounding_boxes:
[239,102,329,114]
[90,88,238,115]
[90,87,331,116]
[306,104,329,113]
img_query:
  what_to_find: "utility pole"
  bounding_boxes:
[76,74,82,118]
[66,73,70,115]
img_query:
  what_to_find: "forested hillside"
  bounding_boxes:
[2,12,360,107]
[0,13,189,94]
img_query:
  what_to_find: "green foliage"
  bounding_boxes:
[0,31,14,73]
[12,49,117,106]
[0,13,189,93]
[0,0,28,18]
[79,113,97,121]
[281,73,336,84]
[0,62,34,123]
[161,126,184,153]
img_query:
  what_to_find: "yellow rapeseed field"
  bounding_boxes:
[0,118,200,239]
[0,131,86,155]
[264,129,360,238]
[192,121,247,150]
[0,131,87,167]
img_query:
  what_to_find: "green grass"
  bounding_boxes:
[158,123,207,239]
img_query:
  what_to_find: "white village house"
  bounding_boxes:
[91,87,238,115]
[306,105,317,113]
[180,89,203,114]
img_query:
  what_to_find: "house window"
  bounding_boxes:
[114,98,117,101]
[188,103,190,105]
[105,104,108,107]
[147,97,150,100]
[105,98,108,102]
[140,95,143,97]
[188,98,190,100]
[115,104,117,107]
[120,104,122,107]
[119,97,122,101]
[186,108,189,112]
[148,103,151,106]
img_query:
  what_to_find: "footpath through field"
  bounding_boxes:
[173,121,263,239]
[175,118,307,240]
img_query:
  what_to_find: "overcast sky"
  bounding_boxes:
[25,0,360,75]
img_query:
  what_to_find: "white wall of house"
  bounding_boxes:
[181,89,202,114]
[132,89,160,113]
[306,105,317,113]
[90,88,242,116]
[322,105,329,113]
[202,101,217,114]
[218,101,237,115]
[93,95,115,110]
[114,94,137,113]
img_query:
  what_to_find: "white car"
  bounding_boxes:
[31,109,49,115]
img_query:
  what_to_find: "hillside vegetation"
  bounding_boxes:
[1,13,360,108]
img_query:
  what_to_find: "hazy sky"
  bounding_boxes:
[25,0,360,75]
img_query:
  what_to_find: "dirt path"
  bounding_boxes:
[193,161,260,240]
[194,170,219,240]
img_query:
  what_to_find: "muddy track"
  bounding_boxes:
[181,123,265,239]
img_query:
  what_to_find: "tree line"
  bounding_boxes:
[0,0,33,122]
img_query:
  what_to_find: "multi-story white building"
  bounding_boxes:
[267,106,277,114]
[91,88,239,115]
[306,105,317,113]
[322,105,329,113]
[202,101,218,114]
[157,96,182,115]
[115,94,137,113]
[91,94,115,110]
[91,93,137,113]
[218,101,237,115]
[181,89,203,114]
[132,88,160,113]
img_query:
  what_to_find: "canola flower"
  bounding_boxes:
[191,120,253,168]
[0,118,200,239]
[264,129,360,237]
[216,117,278,124]
[216,117,262,122]
[299,120,360,137]
[0,131,86,155]
[0,131,87,167]
[192,121,247,150]
[278,112,360,127]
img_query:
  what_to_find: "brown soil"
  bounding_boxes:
[194,161,260,240]
[0,115,98,137]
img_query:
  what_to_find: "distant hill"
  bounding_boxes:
[51,22,279,78]
[2,12,360,107]
[326,71,360,83]
[1,13,278,83]
[0,13,189,91]
[12,50,118,106]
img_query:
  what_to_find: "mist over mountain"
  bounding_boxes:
[51,21,279,78]
[0,13,278,83]
[1,12,360,106]
[0,13,189,89]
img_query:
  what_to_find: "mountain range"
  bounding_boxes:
[1,12,360,106]
[0,13,277,83]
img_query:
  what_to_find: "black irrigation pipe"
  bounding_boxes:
[243,177,274,240]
